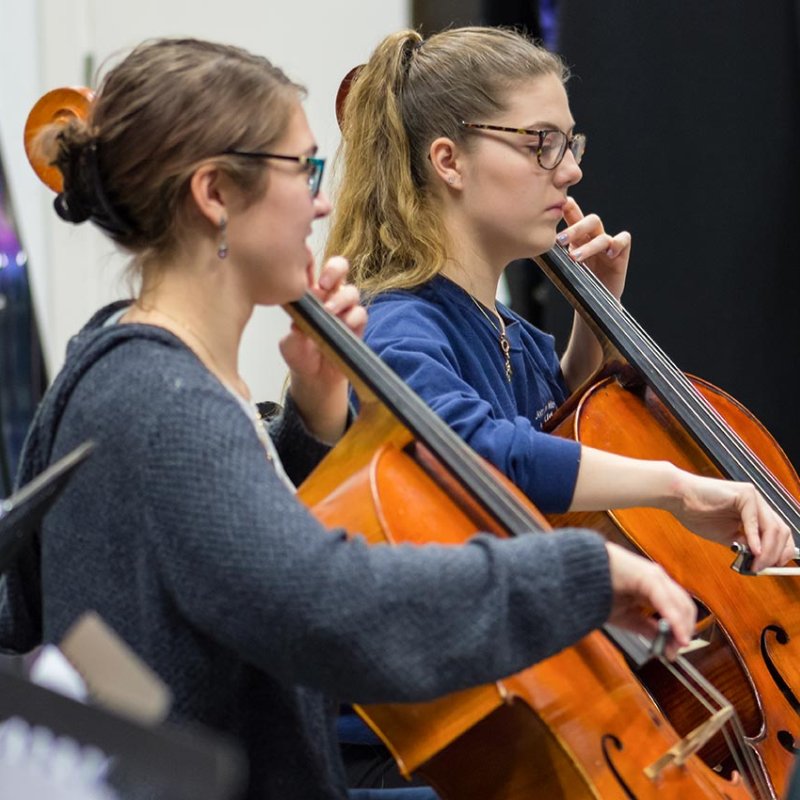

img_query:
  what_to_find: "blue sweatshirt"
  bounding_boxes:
[363,276,581,514]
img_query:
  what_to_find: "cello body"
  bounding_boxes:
[296,383,755,799]
[535,246,800,798]
[548,374,800,797]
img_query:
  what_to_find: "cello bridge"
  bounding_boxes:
[644,706,733,779]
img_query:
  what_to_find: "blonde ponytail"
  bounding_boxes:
[327,26,567,298]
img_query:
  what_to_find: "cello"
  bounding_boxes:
[537,243,800,797]
[289,291,768,799]
[25,86,765,800]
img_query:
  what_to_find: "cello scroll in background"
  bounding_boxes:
[23,87,95,193]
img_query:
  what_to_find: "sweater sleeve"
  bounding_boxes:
[363,303,581,514]
[267,392,333,486]
[144,383,611,705]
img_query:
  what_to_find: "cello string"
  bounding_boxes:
[608,290,800,524]
[550,245,792,509]
[554,246,785,496]
[563,246,800,526]
[611,627,767,798]
[616,627,769,799]
[549,246,800,533]
[668,660,767,799]
[670,655,766,798]
[661,654,770,800]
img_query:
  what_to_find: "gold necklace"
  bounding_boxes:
[468,295,513,382]
[132,303,250,399]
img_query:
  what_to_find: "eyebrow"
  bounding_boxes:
[523,121,576,133]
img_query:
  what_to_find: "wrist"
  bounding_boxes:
[286,378,349,445]
[656,462,687,513]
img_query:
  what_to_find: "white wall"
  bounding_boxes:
[0,0,409,401]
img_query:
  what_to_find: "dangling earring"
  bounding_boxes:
[217,215,229,260]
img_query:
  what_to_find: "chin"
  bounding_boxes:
[528,229,558,257]
[256,282,305,308]
[274,286,307,307]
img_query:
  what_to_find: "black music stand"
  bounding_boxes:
[0,441,247,798]
[0,665,246,800]
[0,441,94,574]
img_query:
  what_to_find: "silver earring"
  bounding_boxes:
[447,176,455,185]
[217,216,229,260]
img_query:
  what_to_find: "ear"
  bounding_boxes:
[428,136,463,189]
[188,163,230,226]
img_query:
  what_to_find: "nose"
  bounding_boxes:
[553,149,582,189]
[314,189,332,218]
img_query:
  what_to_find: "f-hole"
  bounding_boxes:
[762,625,800,754]
[777,731,800,755]
[601,733,638,799]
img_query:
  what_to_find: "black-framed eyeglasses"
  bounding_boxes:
[224,150,326,197]
[460,122,586,170]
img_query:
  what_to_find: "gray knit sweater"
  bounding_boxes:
[0,303,613,799]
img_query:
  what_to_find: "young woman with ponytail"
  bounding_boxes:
[329,27,792,566]
[328,26,792,797]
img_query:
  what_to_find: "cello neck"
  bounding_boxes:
[286,293,545,538]
[535,246,800,539]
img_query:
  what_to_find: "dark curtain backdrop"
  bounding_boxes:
[414,0,800,466]
[553,0,800,465]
